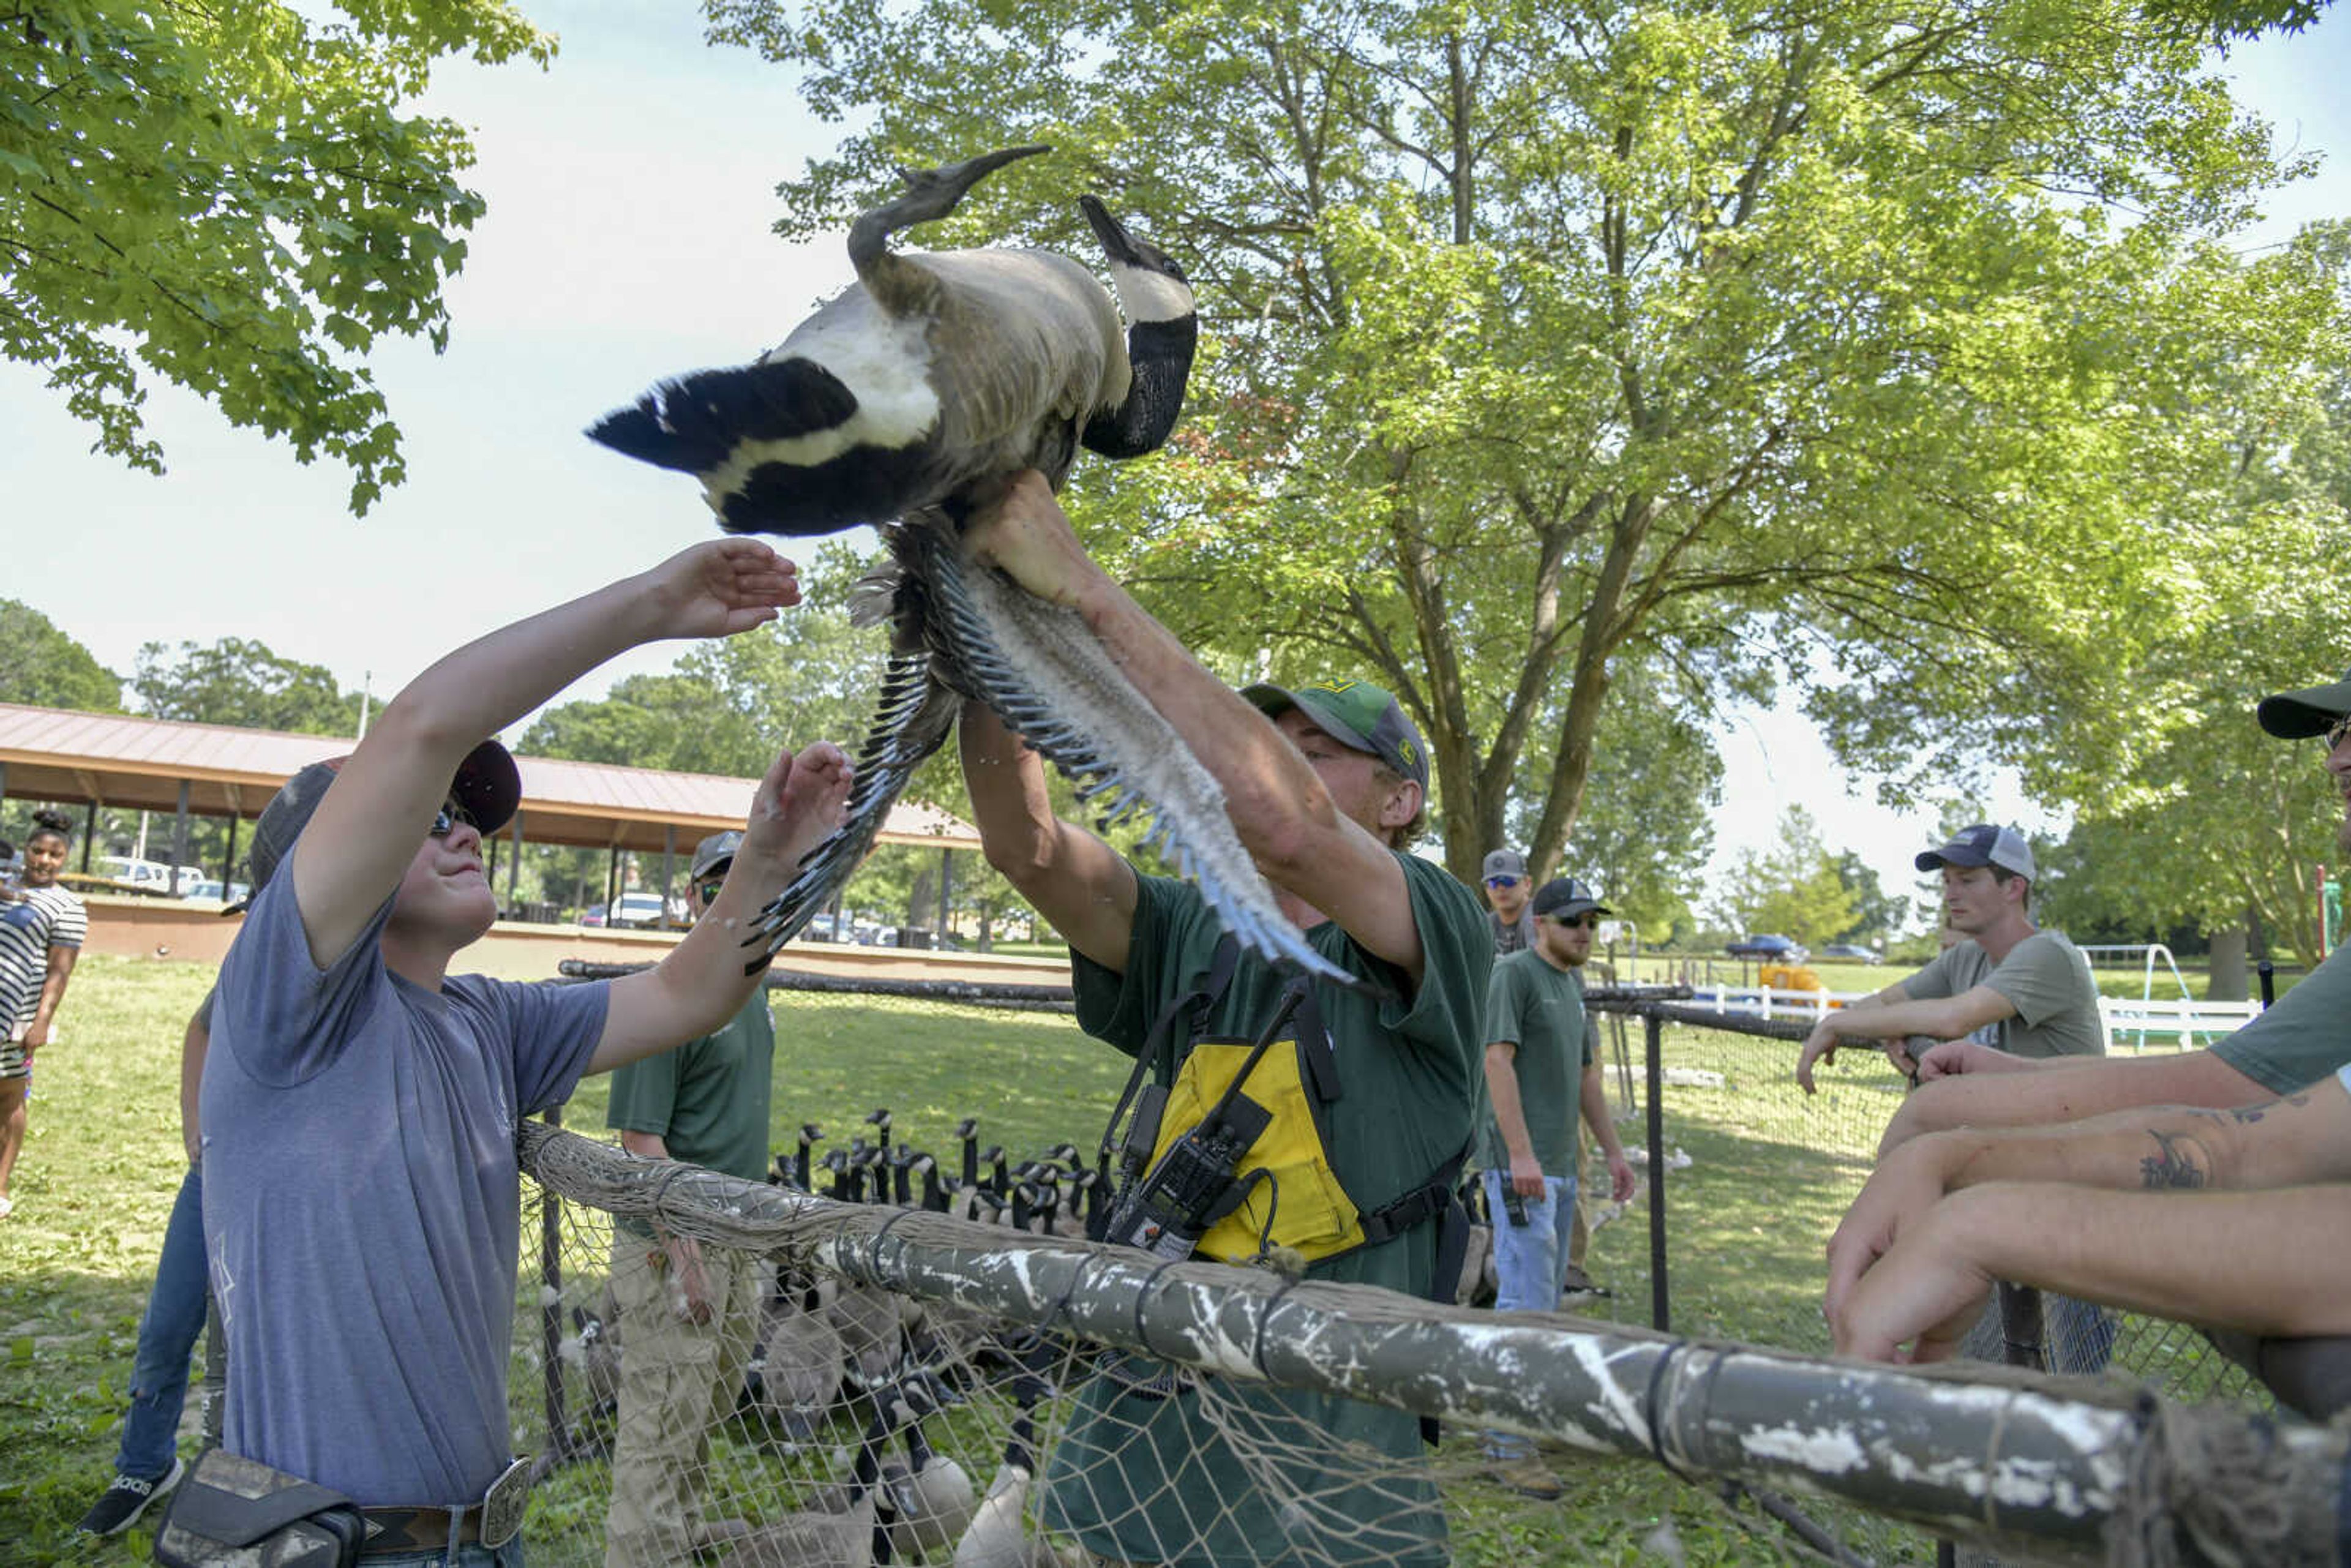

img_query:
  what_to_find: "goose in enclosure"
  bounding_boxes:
[879,1375,977,1559]
[952,1371,1071,1568]
[743,1275,846,1439]
[587,144,1356,989]
[716,1400,898,1568]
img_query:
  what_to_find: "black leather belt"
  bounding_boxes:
[359,1504,483,1555]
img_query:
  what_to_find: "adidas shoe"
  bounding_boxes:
[74,1457,185,1536]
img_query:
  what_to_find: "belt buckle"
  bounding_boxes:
[479,1456,532,1548]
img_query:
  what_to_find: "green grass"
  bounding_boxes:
[0,956,2263,1566]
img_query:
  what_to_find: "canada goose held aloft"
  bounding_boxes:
[588,146,1359,991]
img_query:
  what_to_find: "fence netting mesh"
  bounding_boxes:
[502,1003,2334,1568]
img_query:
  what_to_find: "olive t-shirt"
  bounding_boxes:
[606,990,776,1238]
[1901,929,2104,1060]
[2212,945,2351,1093]
[1477,950,1595,1174]
[1046,854,1489,1568]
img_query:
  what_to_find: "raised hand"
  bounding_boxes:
[743,742,854,871]
[637,538,801,641]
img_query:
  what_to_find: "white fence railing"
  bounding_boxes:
[1685,985,2264,1052]
[2098,994,2263,1051]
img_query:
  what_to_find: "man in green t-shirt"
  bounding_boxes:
[1477,876,1636,1495]
[601,830,777,1566]
[1795,823,2103,1095]
[958,473,1490,1568]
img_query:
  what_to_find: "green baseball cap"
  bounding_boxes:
[2256,664,2351,740]
[1242,676,1429,788]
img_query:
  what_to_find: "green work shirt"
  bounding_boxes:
[604,990,776,1239]
[2212,945,2351,1093]
[1477,950,1596,1176]
[1901,930,2105,1060]
[1046,853,1490,1568]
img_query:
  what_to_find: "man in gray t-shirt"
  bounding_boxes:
[1796,823,2102,1094]
[202,542,850,1540]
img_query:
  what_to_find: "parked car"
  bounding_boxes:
[580,905,606,927]
[606,891,669,929]
[802,913,837,942]
[1726,932,1807,962]
[92,856,179,895]
[184,879,251,904]
[1820,943,1881,964]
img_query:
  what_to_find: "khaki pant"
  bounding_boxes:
[602,1233,762,1568]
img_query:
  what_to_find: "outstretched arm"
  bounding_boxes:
[959,703,1138,972]
[964,474,1419,978]
[289,540,799,969]
[1833,1182,2351,1363]
[1877,1045,2274,1156]
[593,741,852,1075]
[1825,1073,2351,1326]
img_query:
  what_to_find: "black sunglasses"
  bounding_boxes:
[1541,911,1602,929]
[2327,715,2351,752]
[697,879,727,904]
[427,798,475,838]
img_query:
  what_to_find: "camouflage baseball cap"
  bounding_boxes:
[1242,677,1429,788]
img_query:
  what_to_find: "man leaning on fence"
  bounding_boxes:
[1794,825,2104,1093]
[958,471,1489,1568]
[602,830,776,1566]
[1826,664,2351,1415]
[196,544,849,1568]
[1475,876,1636,1499]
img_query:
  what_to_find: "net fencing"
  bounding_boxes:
[509,1112,2345,1568]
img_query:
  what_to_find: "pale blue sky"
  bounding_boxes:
[3,3,2344,923]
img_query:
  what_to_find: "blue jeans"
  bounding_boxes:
[1480,1169,1577,1460]
[117,1162,220,1479]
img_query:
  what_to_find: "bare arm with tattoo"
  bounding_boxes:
[1824,1073,2351,1326]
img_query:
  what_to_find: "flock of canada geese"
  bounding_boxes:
[567,1111,1103,1567]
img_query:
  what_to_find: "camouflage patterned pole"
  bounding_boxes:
[520,1123,2347,1566]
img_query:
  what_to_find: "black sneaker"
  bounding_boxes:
[75,1457,185,1536]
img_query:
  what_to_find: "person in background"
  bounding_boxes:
[602,830,775,1566]
[1794,825,2102,1095]
[1482,849,1537,955]
[75,999,227,1536]
[0,806,88,1220]
[1475,876,1637,1496]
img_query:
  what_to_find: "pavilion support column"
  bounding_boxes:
[170,781,192,895]
[661,825,676,931]
[939,847,953,949]
[606,847,620,913]
[224,816,240,888]
[0,760,9,813]
[508,811,524,918]
[80,800,97,871]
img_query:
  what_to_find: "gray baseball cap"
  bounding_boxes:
[1917,823,2035,880]
[689,830,743,882]
[1482,849,1526,882]
[2256,664,2351,740]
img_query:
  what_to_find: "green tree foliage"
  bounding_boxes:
[1,1,553,512]
[1828,851,1909,946]
[0,599,121,711]
[1520,656,1718,940]
[132,637,363,735]
[1714,807,1860,948]
[707,0,2334,889]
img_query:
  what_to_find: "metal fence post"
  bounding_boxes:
[1646,1010,1670,1332]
